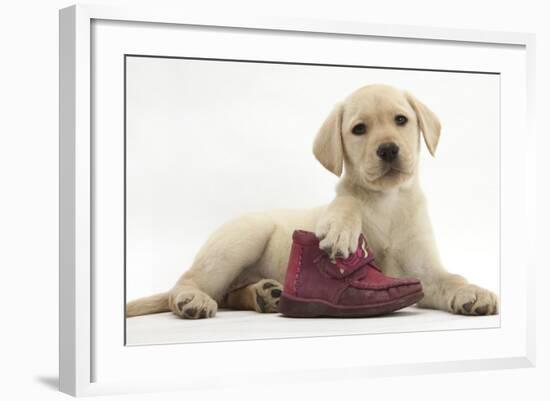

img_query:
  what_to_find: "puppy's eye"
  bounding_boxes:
[351,123,367,135]
[395,115,408,126]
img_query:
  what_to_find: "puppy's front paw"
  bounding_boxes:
[252,279,282,313]
[172,289,218,319]
[449,284,498,315]
[316,217,361,259]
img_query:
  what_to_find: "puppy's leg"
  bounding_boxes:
[169,214,275,319]
[394,209,498,316]
[316,195,363,259]
[221,279,283,313]
[396,247,498,315]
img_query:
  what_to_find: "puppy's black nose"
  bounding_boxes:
[376,143,399,162]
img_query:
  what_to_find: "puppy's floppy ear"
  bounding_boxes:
[406,92,441,157]
[313,102,344,176]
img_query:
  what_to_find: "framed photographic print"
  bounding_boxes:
[59,4,536,396]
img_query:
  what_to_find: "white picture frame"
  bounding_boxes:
[59,3,536,396]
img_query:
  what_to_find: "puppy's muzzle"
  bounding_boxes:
[376,142,400,163]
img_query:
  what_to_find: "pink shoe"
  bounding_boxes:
[279,230,424,317]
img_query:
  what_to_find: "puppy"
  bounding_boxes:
[127,84,498,319]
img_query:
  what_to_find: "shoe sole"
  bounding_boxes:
[279,290,424,318]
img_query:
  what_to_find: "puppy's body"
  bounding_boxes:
[126,84,498,319]
[221,178,429,292]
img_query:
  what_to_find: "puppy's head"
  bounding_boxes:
[313,84,441,191]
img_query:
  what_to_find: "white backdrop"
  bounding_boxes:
[126,56,499,301]
[1,0,548,400]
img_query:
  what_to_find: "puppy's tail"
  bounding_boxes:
[126,292,170,317]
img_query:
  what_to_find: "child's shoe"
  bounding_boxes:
[279,230,424,317]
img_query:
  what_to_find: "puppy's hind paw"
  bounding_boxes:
[253,279,282,313]
[172,289,218,319]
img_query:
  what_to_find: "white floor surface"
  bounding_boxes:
[126,307,499,346]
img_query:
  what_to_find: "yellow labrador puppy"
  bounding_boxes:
[127,84,498,319]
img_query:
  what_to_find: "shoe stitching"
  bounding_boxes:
[293,245,304,296]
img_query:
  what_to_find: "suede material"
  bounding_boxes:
[351,266,420,289]
[295,243,349,304]
[283,241,303,296]
[339,283,422,306]
[292,230,321,245]
[282,230,422,307]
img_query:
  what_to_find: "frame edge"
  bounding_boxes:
[64,4,537,395]
[59,4,93,396]
[524,33,537,368]
[59,5,77,396]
